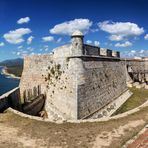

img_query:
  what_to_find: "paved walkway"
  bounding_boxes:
[127,128,148,148]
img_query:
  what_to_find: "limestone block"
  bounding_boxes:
[145,85,148,89]
[112,51,117,57]
[127,83,132,88]
[140,83,146,88]
[132,82,140,87]
[100,48,107,56]
[135,84,142,89]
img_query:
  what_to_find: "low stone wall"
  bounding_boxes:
[84,89,133,119]
[7,96,148,124]
[0,87,21,112]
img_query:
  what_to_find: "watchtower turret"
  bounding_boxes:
[71,30,84,56]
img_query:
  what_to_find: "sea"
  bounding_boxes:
[0,66,20,96]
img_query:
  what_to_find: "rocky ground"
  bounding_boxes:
[0,105,148,148]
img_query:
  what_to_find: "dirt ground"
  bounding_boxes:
[0,106,148,148]
[127,128,148,148]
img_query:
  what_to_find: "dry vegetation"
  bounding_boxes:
[0,106,148,148]
[114,87,148,115]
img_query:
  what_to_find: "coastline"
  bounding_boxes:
[1,67,20,80]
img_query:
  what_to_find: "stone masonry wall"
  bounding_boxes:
[19,31,127,120]
[20,54,78,119]
[19,55,53,103]
[77,58,127,119]
[20,55,127,120]
[0,87,21,112]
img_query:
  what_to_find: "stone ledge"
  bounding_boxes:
[7,94,148,124]
[0,87,19,99]
[67,55,120,61]
[83,89,133,119]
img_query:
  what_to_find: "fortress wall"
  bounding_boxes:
[126,60,145,73]
[19,55,53,103]
[124,59,147,82]
[44,57,78,119]
[19,31,127,120]
[20,54,78,119]
[0,87,21,112]
[77,58,127,119]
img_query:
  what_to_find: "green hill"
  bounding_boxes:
[0,58,24,77]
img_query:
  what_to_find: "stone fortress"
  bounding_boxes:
[1,30,148,121]
[19,30,131,120]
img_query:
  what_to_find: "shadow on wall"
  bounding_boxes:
[23,85,42,102]
[0,86,45,116]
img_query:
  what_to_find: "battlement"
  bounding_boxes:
[83,44,120,58]
[52,30,120,59]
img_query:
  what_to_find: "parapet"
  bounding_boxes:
[44,30,121,59]
[83,45,120,58]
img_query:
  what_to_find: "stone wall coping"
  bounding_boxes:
[7,98,148,124]
[67,55,120,60]
[121,58,148,62]
[0,87,19,99]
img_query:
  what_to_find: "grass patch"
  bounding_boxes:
[114,87,148,115]
[1,106,148,148]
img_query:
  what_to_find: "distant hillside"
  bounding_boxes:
[0,58,24,77]
[0,58,23,67]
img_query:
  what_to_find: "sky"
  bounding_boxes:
[0,0,148,61]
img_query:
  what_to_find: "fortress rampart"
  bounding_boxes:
[19,31,130,120]
[125,58,148,83]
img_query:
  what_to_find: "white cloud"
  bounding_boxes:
[94,41,100,46]
[115,41,132,47]
[98,21,144,41]
[18,46,23,49]
[43,45,48,51]
[57,37,62,43]
[17,17,30,24]
[139,49,144,53]
[86,40,92,44]
[27,36,34,44]
[0,42,5,47]
[91,28,99,32]
[44,48,48,51]
[86,40,100,46]
[131,50,136,53]
[44,45,48,48]
[16,51,21,56]
[15,50,28,57]
[30,52,35,55]
[144,34,148,40]
[3,28,32,44]
[109,35,123,41]
[42,36,54,42]
[121,50,148,58]
[27,47,34,51]
[50,18,92,35]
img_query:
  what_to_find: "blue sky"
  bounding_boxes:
[0,0,148,61]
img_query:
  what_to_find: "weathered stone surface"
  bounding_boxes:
[145,85,148,89]
[0,87,21,112]
[19,30,127,120]
[77,59,127,119]
[133,82,140,87]
[127,83,133,88]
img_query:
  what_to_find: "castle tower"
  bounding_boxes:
[71,30,84,56]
